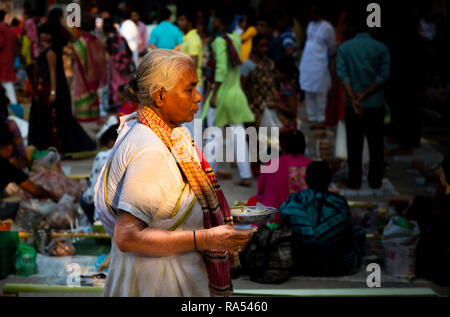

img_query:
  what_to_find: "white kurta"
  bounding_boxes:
[94,113,209,297]
[299,20,337,93]
[119,19,139,68]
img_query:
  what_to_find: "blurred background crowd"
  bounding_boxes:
[1,0,450,289]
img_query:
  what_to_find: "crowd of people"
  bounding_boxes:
[1,1,449,295]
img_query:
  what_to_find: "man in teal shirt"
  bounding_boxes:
[336,19,390,189]
[149,8,183,50]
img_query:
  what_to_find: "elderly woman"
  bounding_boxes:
[94,49,253,297]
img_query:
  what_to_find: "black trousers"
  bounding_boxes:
[345,107,384,188]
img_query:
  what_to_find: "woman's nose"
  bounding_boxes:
[194,89,202,103]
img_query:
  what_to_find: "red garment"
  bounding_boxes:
[325,55,346,127]
[0,22,18,82]
[117,101,139,117]
[12,26,22,38]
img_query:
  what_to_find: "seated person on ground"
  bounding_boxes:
[279,161,366,276]
[0,86,28,169]
[0,127,57,202]
[252,130,311,225]
[80,124,119,223]
[406,154,450,286]
[272,56,299,131]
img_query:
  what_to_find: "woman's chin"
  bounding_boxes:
[185,113,196,123]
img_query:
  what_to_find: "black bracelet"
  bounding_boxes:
[193,230,198,251]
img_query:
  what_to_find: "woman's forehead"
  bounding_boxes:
[179,67,198,85]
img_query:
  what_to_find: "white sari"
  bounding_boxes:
[94,113,209,297]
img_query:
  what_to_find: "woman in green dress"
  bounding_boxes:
[202,8,255,186]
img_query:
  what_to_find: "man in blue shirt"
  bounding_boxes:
[337,17,390,189]
[149,8,183,50]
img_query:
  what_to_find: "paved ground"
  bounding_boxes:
[2,103,450,297]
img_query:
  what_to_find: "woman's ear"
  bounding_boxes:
[153,88,166,108]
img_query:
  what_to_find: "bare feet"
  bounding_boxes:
[309,122,327,130]
[216,169,233,179]
[236,178,252,187]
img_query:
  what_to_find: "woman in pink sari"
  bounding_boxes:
[23,8,40,60]
[72,15,107,122]
[103,18,136,109]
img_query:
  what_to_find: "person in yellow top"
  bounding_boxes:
[239,16,258,62]
[177,10,204,138]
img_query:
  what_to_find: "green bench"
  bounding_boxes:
[2,284,437,297]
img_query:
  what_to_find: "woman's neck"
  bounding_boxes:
[148,106,176,130]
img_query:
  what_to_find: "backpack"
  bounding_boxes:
[243,224,294,284]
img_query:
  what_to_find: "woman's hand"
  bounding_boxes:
[202,225,254,252]
[267,101,277,109]
[210,92,217,109]
[209,83,221,109]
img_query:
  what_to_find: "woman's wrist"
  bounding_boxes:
[195,229,209,251]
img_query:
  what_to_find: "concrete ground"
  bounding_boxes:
[2,103,450,297]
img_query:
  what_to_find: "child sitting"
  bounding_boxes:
[80,124,119,223]
[251,130,311,225]
[0,86,28,169]
[280,161,366,276]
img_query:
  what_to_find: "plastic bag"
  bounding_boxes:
[46,238,76,257]
[382,217,420,278]
[0,232,21,279]
[47,195,79,230]
[32,148,61,171]
[14,201,48,231]
[15,195,79,231]
[334,120,370,162]
[245,225,293,284]
[335,120,346,159]
[14,244,38,276]
[28,199,58,216]
[30,148,61,172]
[260,106,282,128]
[19,168,85,202]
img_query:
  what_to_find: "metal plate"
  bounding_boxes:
[232,206,278,225]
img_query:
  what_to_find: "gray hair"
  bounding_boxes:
[128,49,194,105]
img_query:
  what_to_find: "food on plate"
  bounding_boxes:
[231,206,272,216]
